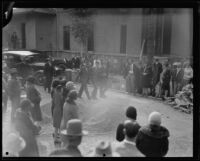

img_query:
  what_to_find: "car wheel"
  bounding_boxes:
[34,72,45,86]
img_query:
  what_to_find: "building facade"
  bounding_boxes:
[3,8,193,59]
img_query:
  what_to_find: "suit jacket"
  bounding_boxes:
[152,63,163,85]
[113,140,144,157]
[174,69,184,83]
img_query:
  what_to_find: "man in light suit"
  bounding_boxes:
[113,120,143,157]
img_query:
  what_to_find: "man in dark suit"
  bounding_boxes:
[43,59,54,93]
[65,57,72,69]
[152,58,163,96]
[173,63,184,95]
[71,55,76,69]
[75,56,81,69]
[77,63,91,99]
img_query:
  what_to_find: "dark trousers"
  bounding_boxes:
[78,82,90,99]
[44,77,52,93]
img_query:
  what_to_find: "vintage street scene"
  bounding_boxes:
[2,7,193,157]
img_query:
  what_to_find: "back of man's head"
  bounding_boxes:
[126,106,137,120]
[123,120,140,139]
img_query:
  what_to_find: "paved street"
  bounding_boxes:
[3,84,193,157]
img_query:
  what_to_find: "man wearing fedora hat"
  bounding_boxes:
[7,68,21,123]
[49,119,88,157]
[136,111,170,157]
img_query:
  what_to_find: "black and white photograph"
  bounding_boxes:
[2,2,197,158]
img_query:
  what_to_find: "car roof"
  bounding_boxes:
[3,51,38,56]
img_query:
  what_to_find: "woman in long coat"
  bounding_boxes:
[26,77,42,122]
[60,90,79,130]
[52,85,64,140]
[142,62,153,96]
[14,99,40,157]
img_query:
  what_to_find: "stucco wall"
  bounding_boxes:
[2,13,37,50]
[170,9,193,57]
[35,14,56,51]
[57,9,143,56]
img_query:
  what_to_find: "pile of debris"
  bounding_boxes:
[165,83,193,114]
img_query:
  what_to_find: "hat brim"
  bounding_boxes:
[60,130,88,136]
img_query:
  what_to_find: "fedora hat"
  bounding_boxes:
[60,119,88,136]
[91,141,120,157]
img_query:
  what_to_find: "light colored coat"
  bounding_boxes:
[60,101,79,130]
[113,140,144,157]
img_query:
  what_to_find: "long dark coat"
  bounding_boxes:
[160,68,171,91]
[14,109,39,157]
[136,125,170,157]
[152,63,163,87]
[26,86,42,122]
[142,64,153,88]
[52,91,64,128]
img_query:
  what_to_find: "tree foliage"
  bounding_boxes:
[66,8,95,53]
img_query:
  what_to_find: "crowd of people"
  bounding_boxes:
[124,57,193,101]
[3,53,193,157]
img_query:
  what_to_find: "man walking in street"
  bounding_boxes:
[44,58,54,93]
[77,62,91,100]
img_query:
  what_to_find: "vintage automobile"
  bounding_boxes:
[3,50,66,86]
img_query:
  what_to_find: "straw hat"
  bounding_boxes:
[60,119,88,136]
[90,141,120,157]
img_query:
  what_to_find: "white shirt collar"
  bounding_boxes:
[123,139,136,146]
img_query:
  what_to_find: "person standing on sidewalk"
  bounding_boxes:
[7,68,21,123]
[26,76,43,123]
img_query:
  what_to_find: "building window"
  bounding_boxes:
[21,23,26,49]
[63,26,70,50]
[87,26,94,51]
[120,25,127,54]
[162,14,172,55]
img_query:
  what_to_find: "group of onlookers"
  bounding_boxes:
[4,100,170,157]
[125,57,193,100]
